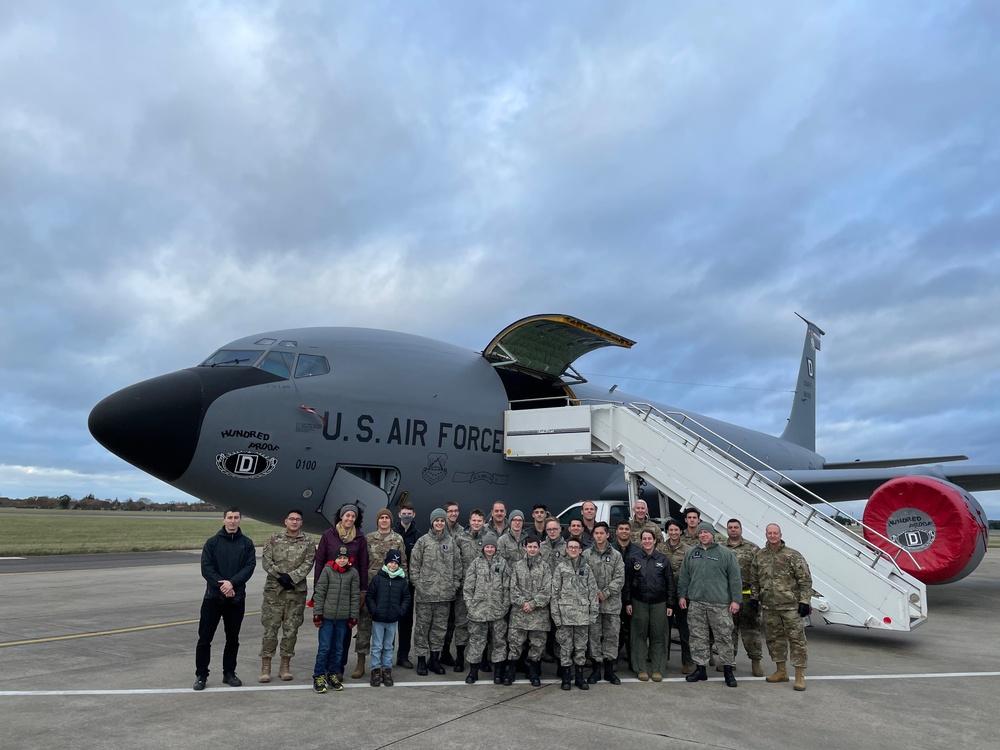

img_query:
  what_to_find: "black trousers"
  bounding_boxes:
[195,596,245,678]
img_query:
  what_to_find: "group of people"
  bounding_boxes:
[192,499,814,694]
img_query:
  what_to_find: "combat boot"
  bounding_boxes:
[493,660,505,684]
[603,659,621,685]
[794,666,806,691]
[587,660,602,684]
[503,662,516,686]
[723,665,738,688]
[416,656,428,676]
[278,655,293,681]
[382,668,394,687]
[465,662,479,684]
[428,651,447,675]
[370,667,382,687]
[454,645,466,672]
[681,664,694,675]
[529,661,541,687]
[258,657,272,683]
[574,665,589,690]
[439,646,455,667]
[351,655,366,679]
[751,659,763,678]
[560,667,572,691]
[685,665,708,682]
[766,662,789,683]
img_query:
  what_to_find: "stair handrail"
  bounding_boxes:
[616,401,922,575]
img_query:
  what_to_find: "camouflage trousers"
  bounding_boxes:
[508,626,548,662]
[355,604,373,655]
[588,612,621,662]
[763,608,808,668]
[733,594,763,660]
[688,601,735,667]
[468,618,508,665]
[259,588,307,658]
[555,624,590,667]
[413,601,451,658]
[443,595,469,648]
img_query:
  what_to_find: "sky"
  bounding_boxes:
[1,1,998,517]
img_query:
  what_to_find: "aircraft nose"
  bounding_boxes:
[88,369,205,483]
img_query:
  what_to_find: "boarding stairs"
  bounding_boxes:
[504,402,927,631]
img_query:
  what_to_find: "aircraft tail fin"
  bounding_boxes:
[779,313,825,451]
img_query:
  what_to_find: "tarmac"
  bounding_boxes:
[1,550,997,750]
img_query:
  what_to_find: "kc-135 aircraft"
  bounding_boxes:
[89,314,995,585]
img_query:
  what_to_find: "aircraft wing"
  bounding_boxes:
[772,464,1000,502]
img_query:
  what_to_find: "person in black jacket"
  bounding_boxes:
[365,549,411,687]
[392,500,420,668]
[623,530,676,682]
[193,507,256,691]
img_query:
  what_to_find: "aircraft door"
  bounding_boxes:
[317,465,400,532]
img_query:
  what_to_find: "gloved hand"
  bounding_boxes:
[797,602,811,618]
[313,615,323,628]
[306,599,314,608]
[750,599,760,614]
[347,618,358,629]
[277,573,294,591]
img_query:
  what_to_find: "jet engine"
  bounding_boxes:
[862,476,989,584]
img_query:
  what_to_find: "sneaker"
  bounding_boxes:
[222,673,242,687]
[192,678,206,691]
[328,674,344,692]
[313,675,328,694]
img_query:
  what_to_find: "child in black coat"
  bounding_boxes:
[365,549,411,686]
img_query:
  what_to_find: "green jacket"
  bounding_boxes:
[313,564,360,621]
[750,541,812,610]
[677,541,742,606]
[262,531,315,595]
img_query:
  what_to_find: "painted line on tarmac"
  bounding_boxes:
[0,557,25,560]
[2,672,1000,696]
[0,612,262,648]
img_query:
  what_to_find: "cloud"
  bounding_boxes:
[0,1,998,519]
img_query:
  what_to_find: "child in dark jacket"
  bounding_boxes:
[312,546,359,693]
[365,549,411,687]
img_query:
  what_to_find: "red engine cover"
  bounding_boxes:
[863,476,989,584]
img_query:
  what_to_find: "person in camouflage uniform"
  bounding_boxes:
[409,508,463,676]
[750,523,812,691]
[508,534,552,687]
[629,499,662,545]
[583,522,625,685]
[658,519,693,673]
[497,509,528,563]
[463,532,512,685]
[443,509,474,673]
[354,508,408,678]
[680,508,702,545]
[540,518,567,569]
[679,522,743,688]
[258,509,315,683]
[722,518,763,677]
[552,538,599,691]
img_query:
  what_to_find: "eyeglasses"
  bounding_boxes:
[287,518,303,523]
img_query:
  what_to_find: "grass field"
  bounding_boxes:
[0,508,284,555]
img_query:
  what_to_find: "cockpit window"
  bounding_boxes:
[200,349,264,367]
[254,338,278,346]
[259,351,295,379]
[278,340,298,348]
[295,354,330,378]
